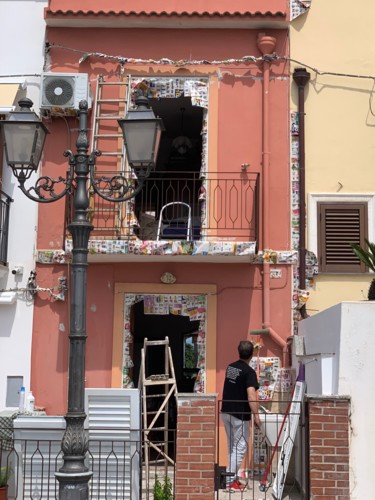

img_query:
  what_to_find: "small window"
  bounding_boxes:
[318,202,368,273]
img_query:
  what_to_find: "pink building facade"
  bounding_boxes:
[32,0,292,415]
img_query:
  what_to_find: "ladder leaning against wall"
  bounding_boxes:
[138,337,177,496]
[89,74,131,238]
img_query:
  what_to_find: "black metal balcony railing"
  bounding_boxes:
[66,171,259,242]
[0,190,13,265]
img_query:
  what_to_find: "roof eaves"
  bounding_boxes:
[45,10,286,18]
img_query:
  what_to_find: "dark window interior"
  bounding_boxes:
[134,97,204,240]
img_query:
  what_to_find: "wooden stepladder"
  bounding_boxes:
[139,337,177,495]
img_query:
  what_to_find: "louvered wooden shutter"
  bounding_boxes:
[318,202,367,273]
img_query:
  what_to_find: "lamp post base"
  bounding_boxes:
[55,471,93,500]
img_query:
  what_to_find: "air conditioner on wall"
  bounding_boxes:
[40,72,92,114]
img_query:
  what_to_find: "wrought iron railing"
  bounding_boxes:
[0,190,13,265]
[0,428,176,500]
[66,171,259,242]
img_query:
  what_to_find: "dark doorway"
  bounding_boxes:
[132,300,200,394]
[132,299,200,462]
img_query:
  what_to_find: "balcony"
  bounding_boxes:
[67,170,259,240]
[0,190,12,266]
[64,171,260,261]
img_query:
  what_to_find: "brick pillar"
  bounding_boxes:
[307,396,350,500]
[175,393,217,500]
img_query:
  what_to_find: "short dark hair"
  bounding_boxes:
[238,340,254,360]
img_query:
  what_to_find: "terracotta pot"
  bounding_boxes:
[0,486,7,500]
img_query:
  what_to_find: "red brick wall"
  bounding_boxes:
[175,394,217,500]
[307,396,350,500]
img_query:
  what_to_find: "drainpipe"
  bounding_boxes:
[252,34,288,366]
[293,68,311,319]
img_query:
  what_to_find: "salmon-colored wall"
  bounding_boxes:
[32,262,291,414]
[39,28,290,249]
[31,27,291,414]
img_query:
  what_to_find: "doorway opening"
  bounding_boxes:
[132,300,200,393]
[122,293,207,463]
[121,293,207,394]
[128,77,209,241]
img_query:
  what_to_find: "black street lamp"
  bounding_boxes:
[1,96,163,499]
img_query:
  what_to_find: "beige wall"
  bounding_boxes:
[291,0,375,314]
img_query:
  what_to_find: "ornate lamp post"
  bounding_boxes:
[1,96,163,499]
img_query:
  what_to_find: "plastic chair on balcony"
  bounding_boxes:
[156,202,192,241]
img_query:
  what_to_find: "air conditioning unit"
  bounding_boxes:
[40,72,91,114]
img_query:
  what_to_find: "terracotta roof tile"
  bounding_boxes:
[46,10,286,18]
[46,0,287,18]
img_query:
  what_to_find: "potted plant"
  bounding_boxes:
[0,465,11,500]
[351,239,375,299]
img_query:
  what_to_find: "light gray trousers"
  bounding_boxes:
[221,413,250,485]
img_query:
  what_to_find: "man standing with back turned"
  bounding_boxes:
[221,340,260,492]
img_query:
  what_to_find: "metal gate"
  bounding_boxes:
[215,391,306,499]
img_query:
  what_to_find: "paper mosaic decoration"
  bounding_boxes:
[291,0,312,20]
[252,427,269,477]
[274,367,294,393]
[131,77,209,108]
[290,111,318,332]
[250,357,280,401]
[37,242,310,265]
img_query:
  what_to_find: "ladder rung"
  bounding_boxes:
[144,340,169,346]
[90,209,121,214]
[147,374,169,381]
[96,116,125,120]
[98,81,129,86]
[145,459,171,466]
[144,427,168,431]
[97,99,128,103]
[99,151,124,156]
[143,379,175,386]
[144,393,171,398]
[146,410,166,415]
[94,134,123,138]
[90,229,122,233]
[90,187,124,193]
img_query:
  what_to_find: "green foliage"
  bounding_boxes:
[184,342,195,368]
[153,476,163,500]
[153,475,173,500]
[350,239,375,273]
[0,466,11,488]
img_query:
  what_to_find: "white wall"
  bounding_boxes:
[0,0,48,409]
[295,301,375,500]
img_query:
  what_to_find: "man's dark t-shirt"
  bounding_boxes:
[221,359,259,421]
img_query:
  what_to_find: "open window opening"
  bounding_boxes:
[128,78,208,241]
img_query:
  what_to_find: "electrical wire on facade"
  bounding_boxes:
[40,43,375,81]
[0,273,67,301]
[2,46,375,83]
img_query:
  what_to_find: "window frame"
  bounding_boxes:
[308,194,375,274]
